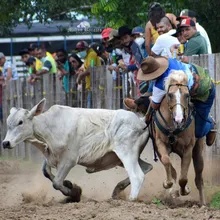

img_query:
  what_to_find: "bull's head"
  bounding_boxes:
[2,98,46,149]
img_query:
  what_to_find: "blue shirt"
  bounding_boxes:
[152,58,194,104]
[2,61,18,80]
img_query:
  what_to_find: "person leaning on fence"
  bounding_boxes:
[75,40,101,108]
[34,47,57,75]
[55,49,70,93]
[19,48,43,76]
[125,56,217,146]
[0,52,18,87]
[25,57,41,84]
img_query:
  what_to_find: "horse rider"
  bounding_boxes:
[125,56,216,146]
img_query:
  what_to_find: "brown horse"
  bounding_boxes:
[149,70,205,205]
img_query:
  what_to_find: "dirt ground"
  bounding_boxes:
[0,146,220,220]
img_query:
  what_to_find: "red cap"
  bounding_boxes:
[75,41,89,49]
[101,28,112,39]
[180,18,196,27]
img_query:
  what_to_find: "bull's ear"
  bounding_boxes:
[29,98,46,118]
[10,107,17,115]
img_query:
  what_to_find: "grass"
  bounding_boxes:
[210,191,220,209]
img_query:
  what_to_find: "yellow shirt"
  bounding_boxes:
[84,48,101,90]
[46,51,53,58]
[36,58,43,70]
[151,26,159,44]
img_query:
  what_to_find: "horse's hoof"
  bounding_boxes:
[180,185,191,196]
[63,180,73,189]
[86,167,96,173]
[163,180,173,189]
[169,189,180,199]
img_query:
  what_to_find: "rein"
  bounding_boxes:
[154,83,194,145]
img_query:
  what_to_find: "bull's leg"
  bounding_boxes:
[192,138,206,205]
[42,160,55,181]
[114,149,145,201]
[52,159,82,202]
[179,146,193,196]
[112,158,153,199]
[42,160,73,189]
[156,141,174,189]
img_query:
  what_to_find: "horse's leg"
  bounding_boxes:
[156,140,174,189]
[179,145,193,196]
[192,138,206,205]
[112,158,153,199]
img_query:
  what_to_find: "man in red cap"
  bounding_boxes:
[177,9,212,54]
[180,18,207,56]
[101,28,112,49]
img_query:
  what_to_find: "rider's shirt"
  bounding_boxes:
[152,58,194,104]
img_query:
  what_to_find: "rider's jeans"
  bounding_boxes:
[193,83,215,138]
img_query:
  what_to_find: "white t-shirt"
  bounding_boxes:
[196,23,212,54]
[151,30,180,58]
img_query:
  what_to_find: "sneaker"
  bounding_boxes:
[206,123,217,146]
[123,98,137,111]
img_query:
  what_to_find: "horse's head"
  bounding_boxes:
[165,70,190,129]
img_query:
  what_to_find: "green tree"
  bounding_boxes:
[0,0,219,52]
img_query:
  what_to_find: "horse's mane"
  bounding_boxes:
[164,70,188,91]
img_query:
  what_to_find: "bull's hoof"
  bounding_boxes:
[163,180,173,189]
[63,180,73,189]
[180,185,191,196]
[69,184,82,202]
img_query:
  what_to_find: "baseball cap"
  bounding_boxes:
[108,29,119,41]
[101,28,112,39]
[177,9,197,21]
[0,52,5,59]
[131,27,144,35]
[75,41,89,50]
[179,18,196,27]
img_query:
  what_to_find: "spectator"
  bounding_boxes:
[180,18,208,56]
[118,26,144,71]
[177,9,212,54]
[69,53,84,71]
[55,49,70,93]
[25,57,41,84]
[145,2,178,55]
[131,26,148,58]
[90,42,106,65]
[28,43,39,57]
[75,40,101,108]
[151,17,180,58]
[170,24,187,57]
[0,52,18,87]
[19,48,43,73]
[35,47,57,75]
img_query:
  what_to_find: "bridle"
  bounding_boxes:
[153,83,194,146]
[167,83,190,121]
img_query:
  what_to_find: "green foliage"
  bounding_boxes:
[210,191,220,209]
[0,0,219,52]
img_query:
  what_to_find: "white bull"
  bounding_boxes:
[2,98,152,202]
